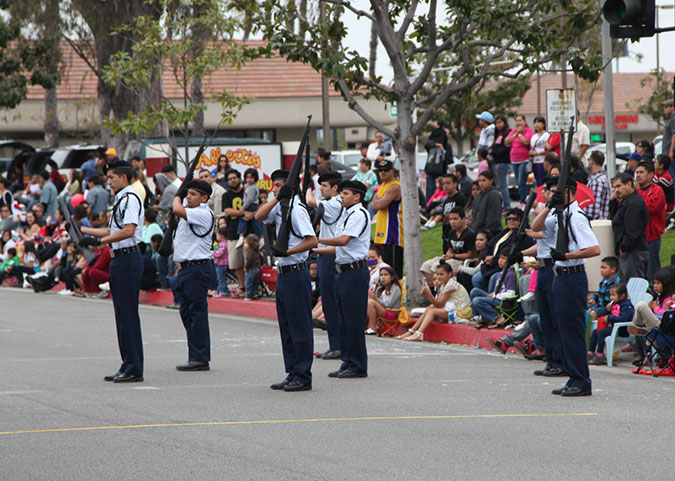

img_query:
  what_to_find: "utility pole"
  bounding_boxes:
[601,0,616,179]
[320,2,331,150]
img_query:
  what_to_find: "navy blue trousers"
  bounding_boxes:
[175,262,214,362]
[336,266,369,374]
[109,251,144,376]
[536,265,563,370]
[317,254,341,351]
[552,270,591,390]
[275,268,313,385]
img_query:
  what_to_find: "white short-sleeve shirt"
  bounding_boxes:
[554,201,598,267]
[174,202,215,262]
[336,203,370,264]
[318,196,344,248]
[266,196,315,266]
[537,211,557,259]
[109,185,144,249]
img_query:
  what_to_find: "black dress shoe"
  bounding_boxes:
[542,367,567,377]
[113,373,143,383]
[328,369,345,378]
[283,380,312,392]
[104,371,122,382]
[320,350,342,360]
[551,386,568,395]
[524,353,546,361]
[337,370,367,378]
[561,386,592,397]
[176,361,210,371]
[270,379,291,390]
[312,318,327,330]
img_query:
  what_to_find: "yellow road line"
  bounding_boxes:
[0,412,597,436]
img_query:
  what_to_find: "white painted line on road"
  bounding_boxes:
[0,390,45,395]
[133,386,159,390]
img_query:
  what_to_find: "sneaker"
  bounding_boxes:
[513,341,530,357]
[235,237,244,249]
[420,213,429,223]
[58,289,74,296]
[487,337,507,354]
[589,353,606,365]
[517,292,536,303]
[586,351,596,361]
[98,282,110,291]
[93,290,108,299]
[365,328,377,335]
[425,220,437,230]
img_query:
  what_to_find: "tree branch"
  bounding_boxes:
[62,36,100,78]
[336,78,397,140]
[369,0,407,81]
[396,0,419,42]
[321,0,374,21]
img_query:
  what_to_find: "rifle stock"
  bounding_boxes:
[273,115,312,253]
[157,140,209,257]
[59,196,96,263]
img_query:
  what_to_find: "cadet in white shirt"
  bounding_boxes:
[172,179,216,372]
[306,171,344,360]
[317,180,371,378]
[256,169,318,392]
[80,160,145,384]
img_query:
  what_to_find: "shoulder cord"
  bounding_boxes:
[319,201,344,226]
[110,192,143,230]
[288,198,311,239]
[342,207,370,237]
[173,210,215,246]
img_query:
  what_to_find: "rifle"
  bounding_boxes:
[494,188,537,295]
[59,196,96,263]
[300,135,311,205]
[157,139,209,257]
[272,115,312,255]
[553,116,576,253]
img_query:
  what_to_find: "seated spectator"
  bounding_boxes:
[487,315,545,360]
[0,247,20,285]
[456,230,489,294]
[366,266,402,334]
[368,244,390,292]
[588,256,621,321]
[471,208,534,291]
[398,260,472,340]
[17,210,42,241]
[81,244,112,298]
[1,229,15,260]
[464,181,480,227]
[421,177,447,220]
[422,173,464,231]
[627,267,675,365]
[0,204,15,231]
[587,283,634,365]
[471,249,517,329]
[10,240,40,286]
[148,234,163,257]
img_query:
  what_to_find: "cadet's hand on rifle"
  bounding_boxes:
[271,245,288,258]
[550,249,566,262]
[78,237,101,248]
[547,190,564,209]
[276,185,294,202]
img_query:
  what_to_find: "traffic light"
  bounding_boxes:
[602,0,655,38]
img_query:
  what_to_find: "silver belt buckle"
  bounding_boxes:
[336,264,343,273]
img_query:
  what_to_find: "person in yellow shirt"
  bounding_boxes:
[370,159,403,278]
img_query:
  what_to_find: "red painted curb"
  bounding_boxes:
[423,322,519,352]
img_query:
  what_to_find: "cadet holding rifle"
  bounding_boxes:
[79,160,145,384]
[256,169,318,392]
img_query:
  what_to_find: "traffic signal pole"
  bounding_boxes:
[601,5,617,178]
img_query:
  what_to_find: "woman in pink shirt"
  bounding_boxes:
[504,114,534,205]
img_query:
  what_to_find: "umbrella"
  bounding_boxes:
[535,182,595,209]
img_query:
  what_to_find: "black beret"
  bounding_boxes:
[161,164,176,173]
[187,179,212,197]
[543,176,559,188]
[340,180,367,195]
[566,177,578,191]
[271,169,290,181]
[374,159,394,171]
[103,159,133,175]
[318,171,342,184]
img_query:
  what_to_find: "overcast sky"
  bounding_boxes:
[339,2,675,82]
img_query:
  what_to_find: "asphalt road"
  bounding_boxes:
[1,288,674,480]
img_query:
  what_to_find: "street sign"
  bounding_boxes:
[546,89,577,133]
[390,101,397,118]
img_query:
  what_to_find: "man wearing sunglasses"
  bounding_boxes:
[371,159,404,278]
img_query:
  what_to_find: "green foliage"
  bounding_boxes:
[634,68,673,129]
[0,0,61,110]
[102,0,256,146]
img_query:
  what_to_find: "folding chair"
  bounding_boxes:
[632,310,675,377]
[627,277,649,301]
[493,264,520,328]
[605,291,652,366]
[376,280,410,337]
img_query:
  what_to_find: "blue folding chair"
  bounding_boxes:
[605,291,652,366]
[633,310,675,377]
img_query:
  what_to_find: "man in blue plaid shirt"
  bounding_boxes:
[588,256,621,321]
[585,151,611,220]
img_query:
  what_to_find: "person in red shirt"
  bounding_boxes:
[635,161,666,280]
[82,244,112,297]
[545,133,561,157]
[654,154,674,216]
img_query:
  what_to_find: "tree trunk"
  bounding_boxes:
[396,99,424,304]
[44,88,59,148]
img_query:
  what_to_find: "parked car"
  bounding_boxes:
[26,144,103,178]
[327,159,357,181]
[331,150,363,169]
[0,141,36,175]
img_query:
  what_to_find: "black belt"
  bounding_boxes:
[553,264,585,276]
[336,259,368,273]
[537,258,554,267]
[176,258,212,270]
[111,245,139,258]
[278,262,308,274]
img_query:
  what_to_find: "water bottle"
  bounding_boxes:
[448,312,455,323]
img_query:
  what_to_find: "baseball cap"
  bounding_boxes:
[105,147,117,156]
[374,159,394,171]
[475,111,494,123]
